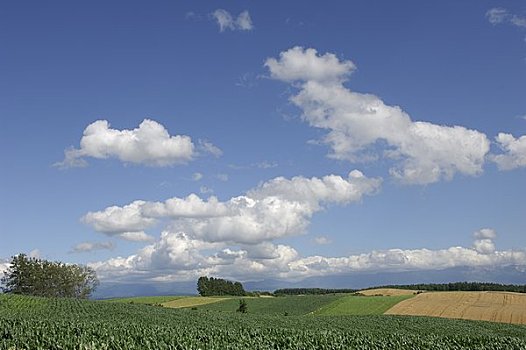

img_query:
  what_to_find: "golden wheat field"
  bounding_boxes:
[359,288,419,296]
[385,291,526,325]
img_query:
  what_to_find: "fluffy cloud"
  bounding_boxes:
[491,133,526,170]
[82,201,156,240]
[0,259,10,275]
[472,228,497,254]
[72,241,114,253]
[266,47,491,185]
[83,171,381,244]
[265,47,355,84]
[211,9,254,32]
[56,119,220,168]
[90,228,526,283]
[486,8,526,28]
[474,228,497,240]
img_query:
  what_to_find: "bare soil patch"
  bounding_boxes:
[386,291,526,325]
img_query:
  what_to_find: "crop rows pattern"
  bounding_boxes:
[1,294,526,349]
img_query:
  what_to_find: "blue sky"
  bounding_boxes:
[1,1,525,287]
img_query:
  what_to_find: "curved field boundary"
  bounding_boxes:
[162,296,228,308]
[314,295,414,316]
[104,296,184,304]
[386,291,526,325]
[358,288,420,296]
[197,294,344,315]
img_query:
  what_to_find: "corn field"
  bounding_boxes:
[1,294,525,349]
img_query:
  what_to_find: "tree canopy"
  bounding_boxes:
[197,276,246,296]
[1,254,99,299]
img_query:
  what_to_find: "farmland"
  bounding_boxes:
[386,291,526,325]
[2,293,526,349]
[195,294,343,315]
[314,294,413,316]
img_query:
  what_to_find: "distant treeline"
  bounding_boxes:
[368,282,526,293]
[273,288,357,296]
[197,276,246,296]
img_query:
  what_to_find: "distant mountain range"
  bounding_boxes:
[92,265,526,299]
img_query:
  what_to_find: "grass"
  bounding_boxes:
[103,295,184,305]
[314,294,414,316]
[162,296,229,308]
[197,294,345,315]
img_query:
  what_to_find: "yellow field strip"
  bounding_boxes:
[162,297,228,308]
[358,288,419,296]
[386,291,526,325]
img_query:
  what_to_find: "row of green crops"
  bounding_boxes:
[195,294,344,315]
[1,294,526,349]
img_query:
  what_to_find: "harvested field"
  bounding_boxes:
[162,296,228,308]
[359,288,419,296]
[386,291,526,325]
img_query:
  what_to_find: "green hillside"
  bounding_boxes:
[103,295,184,305]
[1,293,526,349]
[314,295,414,316]
[196,294,345,315]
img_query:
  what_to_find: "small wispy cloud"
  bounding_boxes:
[72,241,114,253]
[198,139,223,158]
[211,9,254,32]
[216,173,229,182]
[200,185,214,194]
[487,8,526,28]
[313,236,332,245]
[192,172,203,181]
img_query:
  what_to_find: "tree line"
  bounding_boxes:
[197,276,246,296]
[367,282,526,293]
[1,254,98,298]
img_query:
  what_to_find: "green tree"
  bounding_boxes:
[236,299,248,313]
[1,254,99,298]
[196,276,246,296]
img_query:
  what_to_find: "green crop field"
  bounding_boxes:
[103,295,184,305]
[196,294,344,315]
[2,293,526,349]
[314,294,414,316]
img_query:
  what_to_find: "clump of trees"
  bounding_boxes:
[1,254,99,299]
[197,276,246,296]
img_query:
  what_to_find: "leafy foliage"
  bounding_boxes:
[0,254,98,298]
[197,276,246,296]
[369,282,526,293]
[237,299,248,313]
[1,294,526,349]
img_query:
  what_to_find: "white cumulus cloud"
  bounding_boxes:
[83,171,381,245]
[491,133,526,170]
[90,228,526,283]
[82,201,156,240]
[211,9,254,32]
[266,47,491,185]
[56,119,220,168]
